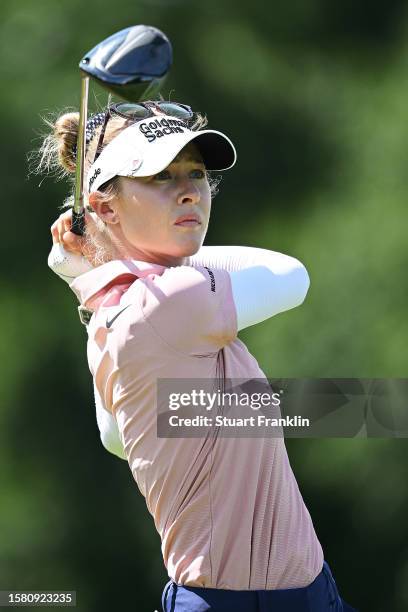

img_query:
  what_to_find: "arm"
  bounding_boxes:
[93,381,126,460]
[188,245,310,331]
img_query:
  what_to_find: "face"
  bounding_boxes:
[90,142,211,266]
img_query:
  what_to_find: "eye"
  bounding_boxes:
[190,168,206,179]
[154,170,172,181]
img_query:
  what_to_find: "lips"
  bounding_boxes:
[174,214,201,226]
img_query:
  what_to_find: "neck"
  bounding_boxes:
[112,240,187,267]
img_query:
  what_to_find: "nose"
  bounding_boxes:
[176,178,201,206]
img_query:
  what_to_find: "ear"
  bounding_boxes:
[88,192,120,225]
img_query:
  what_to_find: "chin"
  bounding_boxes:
[172,237,204,257]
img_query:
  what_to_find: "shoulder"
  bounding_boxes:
[139,265,232,314]
[138,265,237,354]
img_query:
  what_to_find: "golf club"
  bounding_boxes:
[72,25,173,236]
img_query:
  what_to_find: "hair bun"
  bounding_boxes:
[54,112,80,173]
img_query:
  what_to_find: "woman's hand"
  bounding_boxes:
[50,208,98,266]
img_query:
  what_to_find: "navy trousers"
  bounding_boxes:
[161,561,357,611]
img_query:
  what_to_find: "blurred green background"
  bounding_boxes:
[1,0,407,610]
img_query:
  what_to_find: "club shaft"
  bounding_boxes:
[72,74,89,235]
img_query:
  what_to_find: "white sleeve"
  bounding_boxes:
[93,382,126,460]
[188,245,310,331]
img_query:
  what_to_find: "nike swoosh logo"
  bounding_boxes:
[106,304,131,329]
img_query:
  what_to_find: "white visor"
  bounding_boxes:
[87,115,237,193]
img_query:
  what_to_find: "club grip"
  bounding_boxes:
[71,210,85,236]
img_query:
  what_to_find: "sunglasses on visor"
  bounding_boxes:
[92,101,194,163]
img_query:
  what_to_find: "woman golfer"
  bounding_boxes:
[44,100,356,611]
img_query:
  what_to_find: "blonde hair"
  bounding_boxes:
[34,103,222,265]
